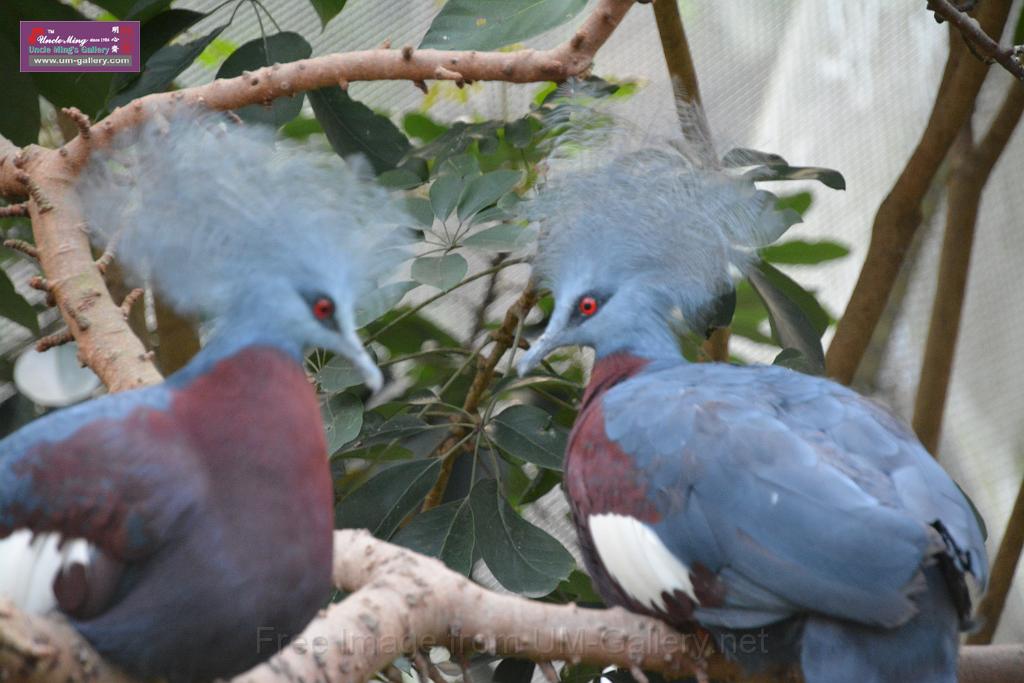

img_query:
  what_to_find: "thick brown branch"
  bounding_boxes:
[928,0,1024,80]
[912,82,1024,452]
[967,475,1024,644]
[825,0,1014,384]
[19,145,162,391]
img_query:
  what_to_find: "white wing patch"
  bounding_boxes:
[588,513,698,611]
[0,531,91,614]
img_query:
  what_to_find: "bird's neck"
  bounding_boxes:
[592,300,687,364]
[581,352,653,412]
[168,327,304,388]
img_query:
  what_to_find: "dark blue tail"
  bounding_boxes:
[800,567,960,683]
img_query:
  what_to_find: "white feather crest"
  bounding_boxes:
[527,117,786,329]
[77,106,409,322]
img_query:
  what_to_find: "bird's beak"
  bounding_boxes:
[515,333,558,376]
[515,304,570,376]
[337,308,383,393]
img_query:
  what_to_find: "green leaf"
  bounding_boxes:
[436,152,481,179]
[559,663,604,683]
[775,191,812,217]
[721,147,787,167]
[0,268,38,334]
[504,117,535,149]
[362,414,433,444]
[404,197,435,228]
[126,0,173,21]
[403,112,448,142]
[356,280,419,326]
[322,392,363,453]
[517,468,562,506]
[557,569,603,604]
[309,86,412,175]
[378,167,425,190]
[317,355,363,393]
[429,173,465,222]
[1015,3,1024,45]
[772,348,822,376]
[308,0,348,28]
[411,254,468,291]
[745,164,846,191]
[391,498,474,575]
[699,288,737,334]
[89,0,135,17]
[335,459,442,538]
[493,658,537,683]
[463,224,531,252]
[729,280,773,346]
[421,0,589,50]
[457,170,521,221]
[0,30,39,146]
[761,239,850,265]
[215,32,312,126]
[470,479,574,596]
[280,115,323,139]
[109,25,226,108]
[490,404,567,471]
[4,0,112,116]
[747,262,827,372]
[138,10,207,62]
[539,75,627,105]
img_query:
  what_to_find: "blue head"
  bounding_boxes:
[517,142,790,373]
[78,107,409,390]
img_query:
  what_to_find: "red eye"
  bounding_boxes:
[313,297,335,320]
[578,296,598,317]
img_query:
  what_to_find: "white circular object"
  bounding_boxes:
[14,342,101,407]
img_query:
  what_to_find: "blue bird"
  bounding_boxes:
[0,108,406,682]
[516,145,987,682]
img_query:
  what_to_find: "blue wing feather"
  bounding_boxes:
[601,362,987,630]
[0,384,199,559]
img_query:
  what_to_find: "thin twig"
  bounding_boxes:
[421,284,539,511]
[2,239,38,259]
[35,329,74,352]
[366,258,526,345]
[0,202,29,217]
[60,107,92,140]
[928,0,1024,80]
[120,288,144,320]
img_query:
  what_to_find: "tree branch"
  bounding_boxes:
[650,0,731,364]
[912,81,1024,452]
[825,0,1014,384]
[421,284,539,511]
[967,474,1024,644]
[2,530,1021,683]
[651,0,715,166]
[928,0,1024,80]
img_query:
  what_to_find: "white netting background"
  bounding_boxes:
[164,0,1023,643]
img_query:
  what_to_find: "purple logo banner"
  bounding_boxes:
[20,21,140,73]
